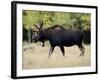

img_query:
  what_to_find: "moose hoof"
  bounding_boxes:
[42,45,45,47]
[79,54,84,57]
[63,55,66,57]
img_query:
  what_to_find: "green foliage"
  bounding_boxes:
[23,10,91,30]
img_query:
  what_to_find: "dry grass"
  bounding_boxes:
[22,43,91,69]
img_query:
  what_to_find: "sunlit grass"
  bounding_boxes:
[22,43,91,69]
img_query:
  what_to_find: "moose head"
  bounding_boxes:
[32,20,46,47]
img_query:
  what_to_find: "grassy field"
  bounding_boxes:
[22,43,91,69]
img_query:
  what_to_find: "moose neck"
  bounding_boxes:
[42,29,51,40]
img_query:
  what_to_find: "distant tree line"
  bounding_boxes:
[23,10,91,44]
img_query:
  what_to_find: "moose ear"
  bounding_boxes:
[32,29,37,32]
[31,27,38,32]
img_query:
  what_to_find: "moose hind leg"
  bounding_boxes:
[78,44,85,56]
[48,46,55,58]
[60,46,65,57]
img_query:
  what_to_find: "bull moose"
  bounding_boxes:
[32,21,85,57]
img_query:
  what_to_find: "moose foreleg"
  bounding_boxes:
[48,46,55,58]
[42,41,45,47]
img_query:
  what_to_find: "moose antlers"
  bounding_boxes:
[39,20,43,30]
[34,20,43,31]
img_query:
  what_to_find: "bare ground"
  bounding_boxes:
[22,43,91,69]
